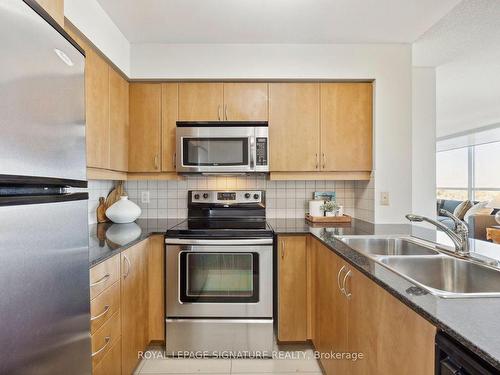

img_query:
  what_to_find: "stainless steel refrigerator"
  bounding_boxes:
[0,1,91,374]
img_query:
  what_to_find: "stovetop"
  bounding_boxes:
[165,218,274,239]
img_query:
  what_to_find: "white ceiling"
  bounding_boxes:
[96,0,460,44]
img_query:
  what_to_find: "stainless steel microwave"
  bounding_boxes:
[176,122,269,174]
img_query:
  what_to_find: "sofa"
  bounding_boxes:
[436,199,498,241]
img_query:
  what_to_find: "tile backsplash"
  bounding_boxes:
[88,176,375,224]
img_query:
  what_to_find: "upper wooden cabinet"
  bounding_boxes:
[223,83,268,121]
[269,83,320,171]
[161,83,178,172]
[129,83,162,172]
[178,83,223,121]
[34,0,64,26]
[320,83,373,171]
[85,48,110,169]
[278,235,308,342]
[109,69,129,172]
[178,82,268,122]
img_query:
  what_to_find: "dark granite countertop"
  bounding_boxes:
[89,218,184,268]
[88,217,500,369]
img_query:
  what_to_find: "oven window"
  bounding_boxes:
[179,252,259,303]
[182,138,248,166]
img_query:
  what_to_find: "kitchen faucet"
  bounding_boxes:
[405,210,470,256]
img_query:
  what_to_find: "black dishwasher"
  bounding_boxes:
[435,332,500,374]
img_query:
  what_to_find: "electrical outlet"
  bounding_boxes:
[380,192,390,206]
[141,191,150,204]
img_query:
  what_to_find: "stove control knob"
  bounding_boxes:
[203,193,209,199]
[244,193,251,199]
[253,193,260,200]
[194,194,200,200]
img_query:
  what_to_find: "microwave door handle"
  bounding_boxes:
[250,136,255,169]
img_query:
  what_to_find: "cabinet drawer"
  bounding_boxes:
[91,311,121,368]
[90,281,120,334]
[90,255,120,299]
[93,337,121,375]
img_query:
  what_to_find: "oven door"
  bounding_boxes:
[176,126,255,173]
[166,239,273,318]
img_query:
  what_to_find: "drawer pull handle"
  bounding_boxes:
[91,336,110,357]
[90,305,110,321]
[90,273,110,287]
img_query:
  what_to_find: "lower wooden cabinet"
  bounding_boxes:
[311,238,436,375]
[277,235,308,342]
[121,240,149,375]
[93,337,122,375]
[90,236,165,375]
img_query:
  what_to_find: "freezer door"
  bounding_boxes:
[0,197,91,375]
[0,0,86,182]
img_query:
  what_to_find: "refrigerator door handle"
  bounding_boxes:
[0,192,88,207]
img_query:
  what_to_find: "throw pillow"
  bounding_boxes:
[463,201,494,222]
[453,200,472,220]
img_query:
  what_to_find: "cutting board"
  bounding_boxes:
[305,214,352,223]
[105,181,125,209]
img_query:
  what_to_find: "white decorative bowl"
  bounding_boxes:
[106,223,142,246]
[105,196,141,224]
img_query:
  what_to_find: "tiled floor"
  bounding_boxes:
[135,344,322,374]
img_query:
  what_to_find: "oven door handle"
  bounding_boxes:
[165,238,273,245]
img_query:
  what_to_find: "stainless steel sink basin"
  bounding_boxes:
[379,256,500,298]
[338,236,440,257]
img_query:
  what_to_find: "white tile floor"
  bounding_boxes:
[135,344,323,374]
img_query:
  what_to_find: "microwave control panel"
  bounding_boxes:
[256,138,268,166]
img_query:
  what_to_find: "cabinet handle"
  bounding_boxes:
[315,153,319,170]
[322,153,326,170]
[173,152,176,169]
[90,273,110,287]
[91,336,110,357]
[337,265,346,293]
[342,269,352,299]
[218,105,221,121]
[90,305,110,321]
[123,255,131,278]
[224,104,228,120]
[154,155,159,170]
[281,240,285,259]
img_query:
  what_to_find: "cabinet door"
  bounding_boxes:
[93,337,121,375]
[121,240,149,375]
[278,235,307,342]
[320,83,372,171]
[109,68,129,172]
[223,83,268,121]
[178,83,223,121]
[148,235,165,341]
[345,266,380,374]
[375,285,435,374]
[161,83,178,172]
[85,48,110,169]
[314,240,348,374]
[269,83,320,171]
[129,83,162,172]
[34,0,64,26]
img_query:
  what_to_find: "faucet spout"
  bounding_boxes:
[405,211,469,256]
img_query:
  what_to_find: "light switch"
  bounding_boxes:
[141,191,150,204]
[380,192,390,206]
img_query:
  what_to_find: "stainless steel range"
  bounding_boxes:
[165,190,274,355]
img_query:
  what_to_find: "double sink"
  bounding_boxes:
[337,236,500,298]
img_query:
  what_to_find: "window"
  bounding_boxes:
[436,141,500,201]
[474,142,500,201]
